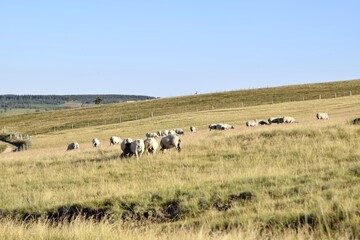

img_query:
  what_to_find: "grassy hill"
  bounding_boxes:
[0,78,359,135]
[0,80,360,239]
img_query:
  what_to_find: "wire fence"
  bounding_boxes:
[0,128,32,150]
[1,88,358,135]
[45,90,357,133]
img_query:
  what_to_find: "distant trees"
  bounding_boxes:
[95,97,103,105]
[0,95,154,111]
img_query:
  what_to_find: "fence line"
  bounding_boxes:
[6,90,357,134]
[0,128,32,151]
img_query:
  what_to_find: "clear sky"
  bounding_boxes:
[1,0,359,97]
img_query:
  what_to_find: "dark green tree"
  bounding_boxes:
[95,97,103,104]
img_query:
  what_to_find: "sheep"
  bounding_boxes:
[246,120,258,127]
[157,131,163,137]
[190,126,196,133]
[92,138,100,148]
[209,123,234,131]
[164,130,169,135]
[283,116,296,123]
[216,123,224,130]
[208,124,218,131]
[257,120,269,125]
[66,142,79,151]
[144,137,159,155]
[120,138,145,159]
[219,123,234,130]
[109,136,122,146]
[160,134,181,152]
[130,139,145,159]
[316,112,329,120]
[120,138,133,158]
[146,132,159,138]
[268,117,284,124]
[174,128,184,135]
[168,130,176,135]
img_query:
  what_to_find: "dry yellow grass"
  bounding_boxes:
[25,94,360,150]
[0,95,360,238]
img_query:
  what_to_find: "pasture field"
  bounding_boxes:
[0,94,360,239]
[1,78,360,135]
[0,108,42,117]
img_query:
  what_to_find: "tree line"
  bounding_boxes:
[0,94,155,111]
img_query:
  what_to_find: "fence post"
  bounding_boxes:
[72,124,74,129]
[319,95,321,99]
[151,112,154,118]
[334,93,337,98]
[350,90,352,96]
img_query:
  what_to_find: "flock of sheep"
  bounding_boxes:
[245,112,329,127]
[208,123,235,130]
[66,126,196,158]
[66,112,329,157]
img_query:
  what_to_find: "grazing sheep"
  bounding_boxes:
[120,138,145,159]
[216,123,224,130]
[219,123,234,130]
[208,124,218,131]
[283,116,296,123]
[209,123,234,131]
[246,120,258,127]
[164,130,169,135]
[174,128,184,135]
[268,117,284,124]
[144,137,159,155]
[120,138,133,158]
[157,131,163,137]
[130,139,145,158]
[257,120,268,125]
[168,130,176,135]
[66,142,79,151]
[190,126,196,133]
[109,136,122,146]
[146,132,159,138]
[316,112,329,120]
[160,134,181,152]
[92,138,100,148]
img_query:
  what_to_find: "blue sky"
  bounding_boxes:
[1,0,359,97]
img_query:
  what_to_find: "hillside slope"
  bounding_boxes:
[0,79,359,135]
[0,94,359,238]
